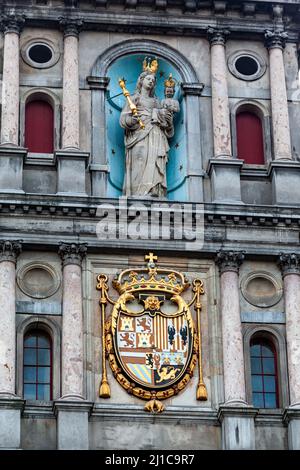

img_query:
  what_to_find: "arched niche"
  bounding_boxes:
[89,39,204,202]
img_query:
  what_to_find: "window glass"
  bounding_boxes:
[23,330,52,400]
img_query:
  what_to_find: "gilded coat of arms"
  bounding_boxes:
[97,253,207,413]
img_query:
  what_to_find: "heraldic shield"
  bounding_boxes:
[97,253,207,413]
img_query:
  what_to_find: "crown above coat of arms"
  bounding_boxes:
[142,57,159,74]
[112,252,190,295]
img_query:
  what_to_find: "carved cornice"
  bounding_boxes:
[265,30,288,50]
[0,240,22,263]
[58,242,87,267]
[278,253,300,276]
[86,76,110,90]
[0,14,25,35]
[207,27,230,46]
[59,17,83,38]
[215,250,245,274]
[181,82,204,96]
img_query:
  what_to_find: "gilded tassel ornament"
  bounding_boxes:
[97,274,111,398]
[193,279,208,401]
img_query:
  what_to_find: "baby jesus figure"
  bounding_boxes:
[161,73,180,115]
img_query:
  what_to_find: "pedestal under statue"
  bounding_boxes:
[119,60,179,197]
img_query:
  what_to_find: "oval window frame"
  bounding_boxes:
[21,39,60,69]
[228,50,267,81]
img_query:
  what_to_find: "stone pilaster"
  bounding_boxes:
[58,242,87,400]
[216,250,256,449]
[87,76,110,197]
[0,240,23,450]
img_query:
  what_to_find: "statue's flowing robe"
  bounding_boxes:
[120,95,174,197]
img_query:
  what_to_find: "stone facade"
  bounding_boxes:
[0,0,300,450]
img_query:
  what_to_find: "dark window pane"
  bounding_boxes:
[24,336,37,347]
[253,392,264,408]
[251,375,263,392]
[38,367,50,383]
[38,336,50,348]
[24,349,37,365]
[261,345,274,357]
[37,384,50,400]
[264,376,276,392]
[24,367,36,383]
[251,357,262,374]
[263,358,275,374]
[250,344,261,357]
[24,384,36,400]
[38,349,50,366]
[264,393,277,408]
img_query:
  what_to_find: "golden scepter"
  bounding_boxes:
[193,279,208,400]
[119,77,145,129]
[97,274,111,398]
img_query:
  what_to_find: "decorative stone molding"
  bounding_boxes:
[0,240,22,263]
[278,253,300,276]
[265,30,288,50]
[86,76,110,90]
[58,242,87,267]
[59,17,83,37]
[17,262,61,299]
[0,14,25,35]
[216,250,245,274]
[240,271,283,308]
[181,82,204,96]
[207,27,230,46]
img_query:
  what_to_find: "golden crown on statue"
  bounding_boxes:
[112,252,190,295]
[142,57,159,74]
[164,73,176,89]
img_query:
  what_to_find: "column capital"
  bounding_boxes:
[0,14,25,35]
[207,27,230,46]
[216,250,245,274]
[265,30,288,50]
[59,242,87,267]
[59,17,83,38]
[278,253,300,276]
[0,240,22,263]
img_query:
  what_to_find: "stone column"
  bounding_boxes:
[216,250,246,405]
[265,31,300,205]
[279,254,300,449]
[55,242,91,450]
[56,19,89,195]
[207,27,231,159]
[207,28,243,203]
[58,242,87,400]
[216,250,257,450]
[0,240,23,450]
[0,15,26,193]
[265,30,291,161]
[60,19,82,150]
[0,15,24,146]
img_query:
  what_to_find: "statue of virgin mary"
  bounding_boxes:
[119,60,177,197]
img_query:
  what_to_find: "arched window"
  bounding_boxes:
[25,99,54,153]
[236,111,264,164]
[250,337,279,408]
[23,330,52,400]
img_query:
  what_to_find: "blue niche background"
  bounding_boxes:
[106,54,187,200]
